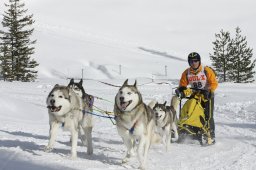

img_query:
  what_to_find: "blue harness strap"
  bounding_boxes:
[129,121,137,134]
[129,126,135,134]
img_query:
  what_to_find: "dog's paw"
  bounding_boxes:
[121,157,129,164]
[171,137,178,143]
[139,165,146,170]
[70,155,77,160]
[44,146,53,152]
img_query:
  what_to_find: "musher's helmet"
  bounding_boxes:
[188,52,201,67]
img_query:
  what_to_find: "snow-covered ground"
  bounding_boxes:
[0,79,255,170]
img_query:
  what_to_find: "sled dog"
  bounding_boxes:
[151,96,179,151]
[44,84,93,158]
[114,79,156,170]
[67,78,94,149]
[67,78,94,111]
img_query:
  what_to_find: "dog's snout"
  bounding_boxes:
[50,99,55,105]
[120,97,124,102]
[155,112,159,117]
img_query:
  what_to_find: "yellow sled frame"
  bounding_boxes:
[178,90,213,144]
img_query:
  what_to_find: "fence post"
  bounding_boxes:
[165,65,167,76]
[119,64,121,75]
[82,68,84,79]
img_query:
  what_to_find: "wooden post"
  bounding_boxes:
[82,68,84,80]
[165,65,167,76]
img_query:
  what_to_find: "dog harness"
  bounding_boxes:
[88,95,94,108]
[129,120,138,134]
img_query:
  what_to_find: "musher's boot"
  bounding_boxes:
[210,130,216,144]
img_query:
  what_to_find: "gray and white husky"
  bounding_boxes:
[114,79,157,170]
[151,96,179,151]
[44,84,93,158]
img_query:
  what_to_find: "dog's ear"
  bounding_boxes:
[163,101,167,106]
[79,79,83,86]
[152,102,158,110]
[68,78,74,86]
[133,80,137,88]
[54,84,59,88]
[122,79,129,87]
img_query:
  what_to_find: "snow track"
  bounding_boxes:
[0,80,255,170]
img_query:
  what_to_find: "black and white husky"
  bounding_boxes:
[45,84,93,158]
[114,79,158,170]
[67,78,94,150]
[67,78,94,111]
[151,96,179,151]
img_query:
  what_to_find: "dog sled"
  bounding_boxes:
[176,87,214,146]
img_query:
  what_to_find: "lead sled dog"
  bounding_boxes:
[44,84,93,158]
[114,79,157,170]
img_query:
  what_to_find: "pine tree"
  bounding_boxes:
[0,0,39,82]
[229,27,255,83]
[0,44,13,81]
[209,29,233,82]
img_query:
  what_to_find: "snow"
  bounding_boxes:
[1,0,256,79]
[0,0,256,169]
[0,80,256,170]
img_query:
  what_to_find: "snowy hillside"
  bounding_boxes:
[1,0,256,79]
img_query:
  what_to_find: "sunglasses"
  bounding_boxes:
[190,60,199,63]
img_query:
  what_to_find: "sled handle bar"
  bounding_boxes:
[173,87,209,93]
[178,88,208,114]
[178,88,208,100]
[189,88,209,93]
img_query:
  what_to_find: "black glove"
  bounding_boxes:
[202,90,211,99]
[175,87,186,98]
[175,89,181,97]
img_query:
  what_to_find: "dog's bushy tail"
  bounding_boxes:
[170,95,180,114]
[148,99,157,109]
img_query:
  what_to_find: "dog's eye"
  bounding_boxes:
[59,96,63,98]
[127,92,132,95]
[51,94,54,97]
[120,91,123,95]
